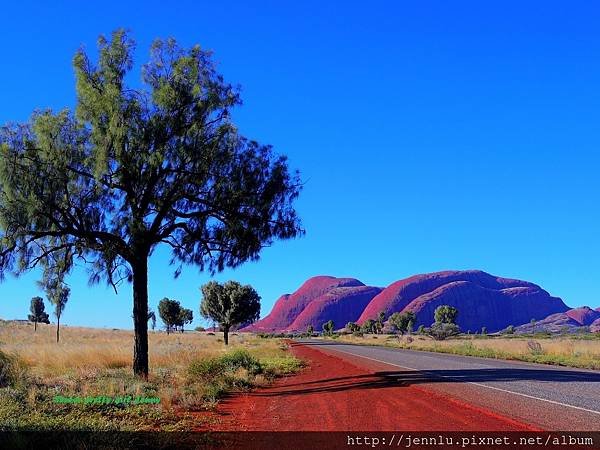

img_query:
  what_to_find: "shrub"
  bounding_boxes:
[427,323,461,341]
[527,340,544,355]
[220,349,262,375]
[187,358,225,382]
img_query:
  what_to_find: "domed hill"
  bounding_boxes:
[286,286,383,332]
[515,307,600,334]
[242,276,366,332]
[357,270,568,333]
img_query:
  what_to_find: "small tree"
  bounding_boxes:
[158,298,181,334]
[427,305,460,341]
[200,281,261,345]
[306,324,314,336]
[322,320,334,336]
[177,308,193,333]
[530,318,537,334]
[361,319,376,334]
[481,326,487,335]
[407,319,414,335]
[389,311,416,335]
[375,311,386,334]
[48,282,70,343]
[28,296,50,332]
[434,305,458,324]
[345,322,360,333]
[504,325,515,335]
[417,324,425,334]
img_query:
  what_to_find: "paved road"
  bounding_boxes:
[297,340,600,430]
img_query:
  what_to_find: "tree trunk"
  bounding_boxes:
[132,257,149,379]
[223,325,230,345]
[56,316,60,343]
[34,320,37,332]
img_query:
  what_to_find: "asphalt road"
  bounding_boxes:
[297,340,600,430]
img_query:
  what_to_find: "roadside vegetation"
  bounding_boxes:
[0,321,303,431]
[300,305,600,371]
[331,332,600,370]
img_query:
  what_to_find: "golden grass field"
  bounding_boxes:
[0,320,281,376]
[0,320,302,431]
[332,333,600,370]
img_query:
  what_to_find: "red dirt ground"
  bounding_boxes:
[202,343,536,431]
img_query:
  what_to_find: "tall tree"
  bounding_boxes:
[28,296,50,331]
[0,30,302,377]
[200,280,260,345]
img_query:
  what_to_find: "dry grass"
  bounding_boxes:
[0,320,302,431]
[0,321,278,377]
[332,333,600,370]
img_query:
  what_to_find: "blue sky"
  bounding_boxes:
[1,1,599,328]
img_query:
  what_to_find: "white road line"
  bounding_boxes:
[321,345,600,417]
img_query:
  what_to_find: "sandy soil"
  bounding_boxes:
[202,342,536,431]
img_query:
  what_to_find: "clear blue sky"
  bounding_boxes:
[1,1,599,329]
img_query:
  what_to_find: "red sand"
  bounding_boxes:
[203,343,536,431]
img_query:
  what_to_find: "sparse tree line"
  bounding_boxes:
[26,279,261,346]
[312,306,550,340]
[311,305,462,341]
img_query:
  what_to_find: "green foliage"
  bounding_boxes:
[306,325,314,336]
[158,298,182,334]
[434,305,458,324]
[322,320,335,336]
[345,322,359,333]
[187,349,301,405]
[0,29,303,376]
[361,319,377,334]
[389,311,416,335]
[28,297,50,329]
[176,308,193,332]
[426,322,461,341]
[194,326,205,332]
[417,325,425,334]
[200,281,260,345]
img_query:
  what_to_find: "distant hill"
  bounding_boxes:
[243,270,570,333]
[515,306,600,334]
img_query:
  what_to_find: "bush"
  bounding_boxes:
[527,340,544,355]
[194,326,206,332]
[187,358,225,382]
[220,349,262,375]
[427,323,461,341]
